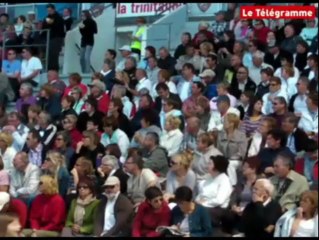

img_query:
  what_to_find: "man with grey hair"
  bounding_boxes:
[15,82,37,115]
[101,59,116,92]
[97,155,128,194]
[239,178,282,238]
[126,68,151,109]
[9,151,40,206]
[249,50,273,85]
[34,110,57,149]
[270,151,309,212]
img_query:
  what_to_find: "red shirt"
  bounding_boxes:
[69,128,83,150]
[29,194,66,232]
[132,201,171,237]
[63,83,88,97]
[254,26,271,45]
[7,199,28,228]
[96,93,110,114]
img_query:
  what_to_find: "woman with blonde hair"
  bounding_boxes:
[217,113,248,186]
[200,41,214,57]
[164,150,196,202]
[68,157,96,196]
[160,116,184,157]
[27,104,41,129]
[275,190,318,237]
[41,151,70,197]
[70,86,85,115]
[23,175,66,237]
[0,132,16,172]
[192,132,223,181]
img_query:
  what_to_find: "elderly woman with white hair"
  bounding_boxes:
[238,178,282,238]
[248,50,273,86]
[97,155,128,195]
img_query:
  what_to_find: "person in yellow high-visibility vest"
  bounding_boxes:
[129,17,147,60]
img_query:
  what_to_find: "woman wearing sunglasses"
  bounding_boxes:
[61,177,100,237]
[132,186,171,237]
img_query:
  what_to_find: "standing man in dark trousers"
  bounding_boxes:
[42,4,65,72]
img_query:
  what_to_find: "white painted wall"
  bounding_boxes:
[63,6,116,74]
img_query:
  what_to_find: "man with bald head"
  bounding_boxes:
[180,116,204,152]
[47,70,66,96]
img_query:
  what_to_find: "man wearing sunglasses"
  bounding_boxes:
[262,76,288,115]
[94,176,134,237]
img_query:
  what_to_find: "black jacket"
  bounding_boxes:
[241,200,282,238]
[77,110,105,132]
[157,55,177,76]
[42,12,65,39]
[229,77,257,99]
[155,92,182,113]
[290,128,310,153]
[174,44,187,60]
[79,18,98,47]
[255,82,269,98]
[64,17,73,33]
[97,168,129,196]
[102,69,116,92]
[264,49,292,70]
[37,94,62,122]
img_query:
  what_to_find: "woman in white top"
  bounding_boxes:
[274,58,300,83]
[160,116,183,157]
[71,86,85,115]
[0,132,17,173]
[195,155,232,226]
[275,190,318,237]
[151,69,177,99]
[100,116,130,159]
[280,66,298,100]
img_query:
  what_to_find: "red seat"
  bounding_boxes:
[313,161,318,181]
[294,158,305,175]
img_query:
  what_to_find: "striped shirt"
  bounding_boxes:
[240,114,264,137]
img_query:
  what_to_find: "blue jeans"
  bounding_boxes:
[304,156,316,183]
[80,45,93,73]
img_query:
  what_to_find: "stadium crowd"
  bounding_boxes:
[0,2,318,238]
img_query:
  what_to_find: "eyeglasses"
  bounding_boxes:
[170,161,178,165]
[45,158,51,162]
[272,102,278,105]
[78,185,89,190]
[105,185,115,189]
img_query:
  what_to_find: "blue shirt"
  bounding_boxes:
[2,60,21,76]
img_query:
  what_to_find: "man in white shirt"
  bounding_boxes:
[126,69,151,109]
[20,47,43,87]
[94,176,134,237]
[116,45,139,71]
[288,76,309,115]
[298,92,318,136]
[176,63,200,102]
[146,56,161,87]
[262,76,288,115]
[9,152,40,205]
[249,50,273,85]
[1,112,29,152]
[210,82,237,111]
[208,95,240,131]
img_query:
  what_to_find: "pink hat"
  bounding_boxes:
[0,170,10,186]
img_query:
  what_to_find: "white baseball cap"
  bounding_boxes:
[119,45,131,52]
[0,192,10,211]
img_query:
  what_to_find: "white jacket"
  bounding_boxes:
[262,89,288,115]
[208,107,240,131]
[160,129,184,157]
[9,163,40,198]
[0,147,17,173]
[247,132,268,157]
[298,110,318,134]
